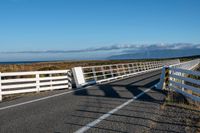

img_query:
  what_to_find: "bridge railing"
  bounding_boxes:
[0,70,72,101]
[72,59,180,88]
[170,59,200,70]
[157,59,200,102]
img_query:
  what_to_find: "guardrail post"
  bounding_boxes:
[128,64,131,74]
[50,73,53,91]
[92,67,97,81]
[153,62,157,68]
[145,62,149,70]
[117,65,121,76]
[150,62,154,69]
[143,63,147,70]
[132,63,136,73]
[136,63,140,72]
[156,66,170,90]
[36,73,40,92]
[149,62,152,69]
[101,66,106,79]
[72,67,86,88]
[181,73,185,91]
[0,72,2,102]
[122,65,126,75]
[164,66,170,90]
[109,66,114,77]
[139,62,143,71]
[67,71,72,89]
[140,62,144,71]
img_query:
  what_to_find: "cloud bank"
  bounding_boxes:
[1,43,200,54]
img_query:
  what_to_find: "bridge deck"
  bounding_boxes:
[0,70,190,133]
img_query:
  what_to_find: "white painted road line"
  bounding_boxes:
[75,87,153,133]
[0,88,88,111]
[0,71,158,111]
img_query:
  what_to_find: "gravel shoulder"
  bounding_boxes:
[149,92,200,133]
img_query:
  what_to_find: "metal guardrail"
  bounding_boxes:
[0,59,186,102]
[0,70,72,101]
[170,59,200,70]
[157,59,200,102]
[72,59,180,88]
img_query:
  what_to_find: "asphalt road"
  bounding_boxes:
[0,70,166,133]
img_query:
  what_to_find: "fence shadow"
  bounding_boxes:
[68,71,200,133]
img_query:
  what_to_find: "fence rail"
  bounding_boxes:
[170,59,200,70]
[157,59,200,102]
[0,70,72,101]
[72,59,180,87]
[169,67,200,102]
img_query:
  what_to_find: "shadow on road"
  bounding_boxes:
[73,71,162,100]
[65,71,199,133]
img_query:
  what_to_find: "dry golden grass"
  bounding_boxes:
[163,91,200,111]
[0,55,199,72]
[0,59,162,72]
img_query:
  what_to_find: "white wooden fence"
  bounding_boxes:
[169,67,200,102]
[0,70,72,101]
[171,59,200,70]
[0,59,186,102]
[157,59,200,102]
[72,59,180,88]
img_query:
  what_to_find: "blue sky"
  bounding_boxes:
[0,0,200,61]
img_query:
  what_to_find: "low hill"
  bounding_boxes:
[108,49,200,60]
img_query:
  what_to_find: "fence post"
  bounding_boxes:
[72,67,86,88]
[101,66,106,79]
[155,61,159,68]
[50,74,53,91]
[67,71,72,89]
[143,63,147,70]
[117,65,121,76]
[181,73,185,91]
[145,62,149,70]
[128,64,131,74]
[36,73,40,92]
[153,62,157,68]
[164,66,170,90]
[92,67,97,81]
[122,65,126,75]
[109,66,114,77]
[136,63,140,72]
[156,66,169,90]
[132,63,136,73]
[0,72,2,102]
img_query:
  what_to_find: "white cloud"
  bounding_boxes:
[1,43,200,54]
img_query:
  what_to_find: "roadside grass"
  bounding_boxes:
[0,56,198,73]
[162,64,200,110]
[163,91,199,110]
[160,91,200,133]
[1,54,199,73]
[0,59,155,72]
[158,65,200,132]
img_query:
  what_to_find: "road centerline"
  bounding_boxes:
[0,71,159,111]
[75,86,154,133]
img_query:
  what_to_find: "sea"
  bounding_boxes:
[0,61,52,65]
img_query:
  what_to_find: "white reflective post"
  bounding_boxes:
[156,66,167,90]
[72,67,86,88]
[101,66,106,79]
[109,66,114,77]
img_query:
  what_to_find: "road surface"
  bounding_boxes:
[0,70,167,133]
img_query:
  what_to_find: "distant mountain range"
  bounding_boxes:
[108,49,200,60]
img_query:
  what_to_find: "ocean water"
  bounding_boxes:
[0,61,50,65]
